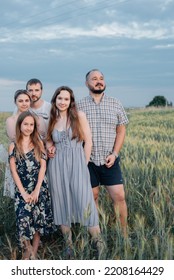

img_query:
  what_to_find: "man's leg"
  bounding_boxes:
[88,162,100,207]
[106,184,127,236]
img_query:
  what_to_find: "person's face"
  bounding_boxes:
[15,94,31,112]
[56,90,71,113]
[27,83,42,103]
[20,116,35,136]
[86,71,106,94]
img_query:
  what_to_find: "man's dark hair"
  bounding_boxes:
[26,78,43,90]
[85,69,103,81]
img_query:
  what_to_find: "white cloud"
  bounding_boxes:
[13,0,30,4]
[159,0,173,11]
[0,78,24,87]
[82,0,98,5]
[153,43,174,49]
[1,19,174,43]
[48,48,68,56]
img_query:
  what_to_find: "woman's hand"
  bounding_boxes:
[47,145,56,158]
[21,192,33,203]
[30,188,40,204]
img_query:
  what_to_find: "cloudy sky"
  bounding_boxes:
[0,0,174,111]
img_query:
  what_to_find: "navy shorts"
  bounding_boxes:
[88,157,124,188]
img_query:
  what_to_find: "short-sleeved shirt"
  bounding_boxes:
[77,94,129,166]
[30,100,51,127]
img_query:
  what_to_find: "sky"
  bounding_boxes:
[0,0,174,112]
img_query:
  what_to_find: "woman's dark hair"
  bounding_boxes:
[47,86,84,142]
[14,89,31,103]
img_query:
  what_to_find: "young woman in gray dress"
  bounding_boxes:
[46,86,104,258]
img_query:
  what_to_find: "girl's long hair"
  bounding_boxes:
[47,86,84,142]
[15,111,45,162]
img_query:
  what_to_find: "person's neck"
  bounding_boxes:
[31,99,44,109]
[90,92,104,104]
[59,111,68,120]
[22,136,33,152]
[16,111,22,117]
[56,111,69,130]
[23,135,31,142]
[22,135,32,146]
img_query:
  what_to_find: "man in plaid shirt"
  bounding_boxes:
[77,69,129,236]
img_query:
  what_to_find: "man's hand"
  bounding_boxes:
[105,154,116,168]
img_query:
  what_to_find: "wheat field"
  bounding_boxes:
[0,108,174,260]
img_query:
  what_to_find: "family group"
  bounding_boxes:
[3,69,129,260]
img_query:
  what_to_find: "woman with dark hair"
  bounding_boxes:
[6,90,32,142]
[6,89,46,142]
[47,86,103,258]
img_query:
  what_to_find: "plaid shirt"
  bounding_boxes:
[77,94,129,165]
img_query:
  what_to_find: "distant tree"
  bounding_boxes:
[146,95,168,107]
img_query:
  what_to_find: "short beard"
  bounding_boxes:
[32,96,41,103]
[90,85,106,95]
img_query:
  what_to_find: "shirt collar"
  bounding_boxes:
[89,92,105,104]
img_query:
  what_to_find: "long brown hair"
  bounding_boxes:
[15,111,45,162]
[47,86,84,142]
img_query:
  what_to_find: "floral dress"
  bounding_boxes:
[9,147,54,248]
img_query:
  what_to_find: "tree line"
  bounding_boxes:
[146,96,173,107]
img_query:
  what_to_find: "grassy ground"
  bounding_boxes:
[0,108,174,259]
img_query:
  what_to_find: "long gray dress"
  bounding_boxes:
[47,127,99,227]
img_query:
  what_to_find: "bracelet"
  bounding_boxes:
[112,151,118,159]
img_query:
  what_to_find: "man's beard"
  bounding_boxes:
[89,84,106,94]
[32,95,41,103]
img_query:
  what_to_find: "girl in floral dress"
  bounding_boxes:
[9,111,54,259]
